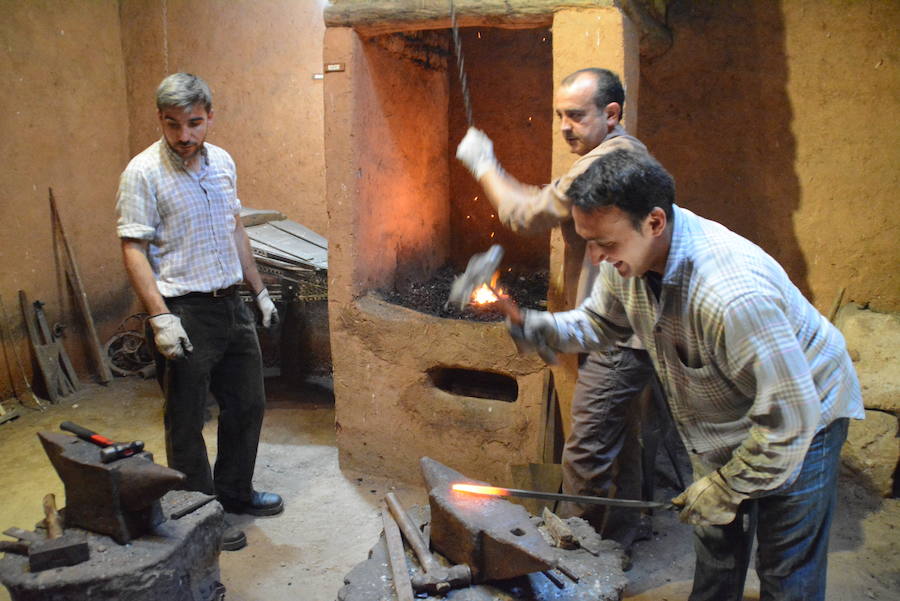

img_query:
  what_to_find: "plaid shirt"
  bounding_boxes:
[116,140,243,298]
[549,205,864,495]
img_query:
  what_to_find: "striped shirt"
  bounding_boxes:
[116,140,243,298]
[549,205,864,495]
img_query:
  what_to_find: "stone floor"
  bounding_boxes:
[0,377,897,600]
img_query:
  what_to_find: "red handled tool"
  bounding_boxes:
[60,421,144,463]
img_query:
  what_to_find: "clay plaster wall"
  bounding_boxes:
[324,27,451,305]
[0,0,131,398]
[119,0,328,239]
[2,0,328,399]
[640,0,899,313]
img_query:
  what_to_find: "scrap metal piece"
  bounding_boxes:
[420,456,559,582]
[38,431,185,543]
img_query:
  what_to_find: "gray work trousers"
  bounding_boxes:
[559,347,657,545]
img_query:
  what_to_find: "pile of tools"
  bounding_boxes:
[339,457,631,601]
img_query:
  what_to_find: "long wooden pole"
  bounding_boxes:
[49,188,112,384]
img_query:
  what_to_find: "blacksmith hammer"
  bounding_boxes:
[60,421,145,463]
[29,493,89,572]
[447,244,516,315]
[385,492,471,594]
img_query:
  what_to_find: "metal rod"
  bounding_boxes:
[541,569,565,589]
[450,0,474,127]
[452,483,665,510]
[170,494,217,520]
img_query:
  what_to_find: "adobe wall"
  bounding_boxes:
[119,0,328,239]
[0,0,131,398]
[1,0,329,399]
[639,0,899,313]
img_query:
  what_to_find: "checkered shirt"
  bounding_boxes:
[549,205,864,495]
[116,140,244,298]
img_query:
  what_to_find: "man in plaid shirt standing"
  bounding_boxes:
[116,73,283,551]
[510,147,864,600]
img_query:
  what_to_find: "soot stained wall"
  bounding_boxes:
[449,27,554,272]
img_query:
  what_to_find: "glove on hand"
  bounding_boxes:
[148,313,193,360]
[255,288,279,328]
[507,309,558,365]
[671,470,748,527]
[456,127,499,180]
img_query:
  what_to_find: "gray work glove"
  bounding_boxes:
[456,127,499,180]
[506,309,559,365]
[148,313,193,359]
[671,470,749,527]
[255,288,279,328]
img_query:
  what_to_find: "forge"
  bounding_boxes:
[324,1,641,484]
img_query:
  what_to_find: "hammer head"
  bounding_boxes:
[28,532,90,572]
[447,245,504,310]
[411,563,472,593]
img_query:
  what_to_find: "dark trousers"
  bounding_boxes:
[559,347,657,544]
[689,418,849,601]
[150,294,265,502]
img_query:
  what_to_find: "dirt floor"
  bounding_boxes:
[0,377,897,601]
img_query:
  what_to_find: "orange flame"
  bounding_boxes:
[470,272,504,306]
[452,483,509,497]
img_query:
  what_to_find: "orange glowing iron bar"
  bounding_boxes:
[452,483,665,510]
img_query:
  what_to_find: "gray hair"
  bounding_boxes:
[156,73,212,112]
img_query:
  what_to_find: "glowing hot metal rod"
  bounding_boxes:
[452,483,665,510]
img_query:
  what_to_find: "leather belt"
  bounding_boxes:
[169,285,240,300]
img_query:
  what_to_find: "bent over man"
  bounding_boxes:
[116,73,283,551]
[511,147,863,601]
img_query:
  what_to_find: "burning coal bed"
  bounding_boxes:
[380,266,549,321]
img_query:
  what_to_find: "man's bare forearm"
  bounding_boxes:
[233,219,264,295]
[121,238,169,316]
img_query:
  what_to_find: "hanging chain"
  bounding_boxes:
[450,0,474,127]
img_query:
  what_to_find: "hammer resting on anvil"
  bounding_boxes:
[385,493,472,594]
[28,493,89,572]
[448,245,557,364]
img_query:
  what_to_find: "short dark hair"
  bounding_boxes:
[561,68,625,116]
[568,148,675,230]
[156,73,212,112]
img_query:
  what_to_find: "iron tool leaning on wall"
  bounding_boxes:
[508,147,864,601]
[116,73,283,552]
[455,68,662,552]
